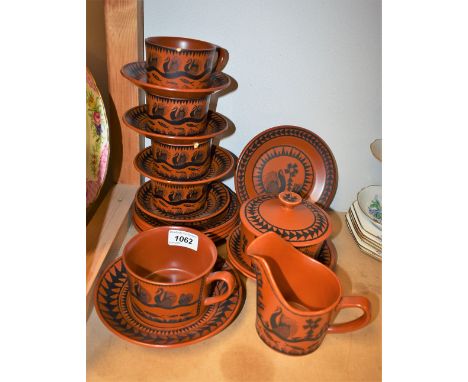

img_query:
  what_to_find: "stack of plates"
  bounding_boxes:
[346,185,382,261]
[132,185,241,244]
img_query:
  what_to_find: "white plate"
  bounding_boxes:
[348,207,381,250]
[352,201,382,239]
[346,212,381,261]
[357,185,382,228]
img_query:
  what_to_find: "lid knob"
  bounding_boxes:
[278,191,302,208]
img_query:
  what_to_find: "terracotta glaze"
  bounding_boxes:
[123,108,228,141]
[132,187,241,242]
[146,93,210,136]
[134,145,235,183]
[151,139,213,180]
[226,224,337,279]
[239,191,331,266]
[94,256,245,348]
[122,226,236,328]
[121,62,230,99]
[145,36,229,89]
[136,181,230,223]
[133,146,235,215]
[247,232,371,356]
[235,126,338,208]
[151,181,208,215]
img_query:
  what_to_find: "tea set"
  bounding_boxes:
[94,36,373,356]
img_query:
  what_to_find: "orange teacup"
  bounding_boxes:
[123,227,236,328]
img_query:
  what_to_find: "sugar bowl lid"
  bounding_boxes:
[239,191,332,246]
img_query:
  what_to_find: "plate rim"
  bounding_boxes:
[357,185,382,227]
[94,256,245,348]
[234,125,338,208]
[123,108,229,142]
[121,61,231,99]
[134,146,235,185]
[136,181,231,223]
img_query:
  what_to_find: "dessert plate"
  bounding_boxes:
[121,62,231,99]
[235,126,338,208]
[345,213,382,261]
[94,256,245,348]
[347,207,382,251]
[86,67,110,208]
[135,146,235,184]
[136,181,230,223]
[132,187,241,242]
[123,107,228,142]
[226,225,337,279]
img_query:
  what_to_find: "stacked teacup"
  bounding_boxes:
[121,36,239,241]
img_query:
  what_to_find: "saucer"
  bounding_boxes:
[132,186,241,242]
[121,62,231,99]
[347,206,381,251]
[345,213,381,261]
[134,146,235,184]
[94,256,245,348]
[226,225,337,279]
[235,126,338,208]
[136,181,230,223]
[123,107,228,142]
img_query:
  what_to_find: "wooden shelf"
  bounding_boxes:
[86,183,138,319]
[87,211,382,381]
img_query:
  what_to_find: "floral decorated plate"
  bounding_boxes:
[86,68,110,208]
[357,185,382,228]
[235,126,338,209]
[351,201,381,239]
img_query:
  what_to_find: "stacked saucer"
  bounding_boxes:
[346,185,382,261]
[94,227,245,348]
[121,36,239,241]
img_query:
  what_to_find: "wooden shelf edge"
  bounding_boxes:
[86,183,138,319]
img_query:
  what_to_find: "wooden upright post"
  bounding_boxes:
[104,0,143,185]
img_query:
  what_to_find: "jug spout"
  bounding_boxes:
[246,232,372,356]
[247,232,324,314]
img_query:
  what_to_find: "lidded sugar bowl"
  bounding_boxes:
[238,191,332,265]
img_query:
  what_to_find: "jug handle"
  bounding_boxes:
[327,296,371,334]
[203,271,236,306]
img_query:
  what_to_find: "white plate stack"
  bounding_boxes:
[346,185,382,261]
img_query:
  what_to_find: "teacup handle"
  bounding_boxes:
[214,47,229,73]
[203,271,236,306]
[327,296,371,334]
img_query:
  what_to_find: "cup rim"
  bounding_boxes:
[145,92,211,102]
[122,226,218,286]
[145,36,217,52]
